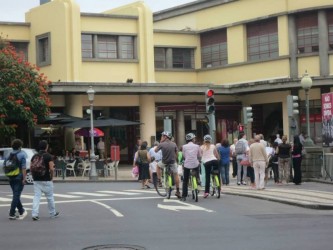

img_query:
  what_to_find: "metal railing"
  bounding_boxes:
[322,153,333,181]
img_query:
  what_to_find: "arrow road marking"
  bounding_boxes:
[158,199,214,213]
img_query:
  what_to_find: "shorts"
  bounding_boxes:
[157,162,178,174]
[149,161,157,173]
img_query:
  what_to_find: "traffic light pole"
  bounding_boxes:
[208,113,216,144]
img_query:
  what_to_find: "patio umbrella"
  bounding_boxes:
[64,118,141,128]
[74,127,104,137]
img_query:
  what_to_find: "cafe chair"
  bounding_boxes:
[66,160,77,177]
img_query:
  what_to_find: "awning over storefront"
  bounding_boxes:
[63,118,141,128]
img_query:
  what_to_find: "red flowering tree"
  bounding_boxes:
[0,38,51,141]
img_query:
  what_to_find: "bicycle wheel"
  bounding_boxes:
[192,177,198,202]
[215,175,221,199]
[167,175,172,199]
[152,172,167,197]
[210,176,216,196]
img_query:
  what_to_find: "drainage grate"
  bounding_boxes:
[82,244,146,250]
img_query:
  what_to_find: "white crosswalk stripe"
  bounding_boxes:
[0,197,12,202]
[68,192,111,197]
[53,194,82,198]
[97,191,140,196]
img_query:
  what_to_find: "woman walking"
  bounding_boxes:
[200,135,220,198]
[133,141,151,189]
[292,135,303,185]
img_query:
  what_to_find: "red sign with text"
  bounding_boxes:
[322,93,333,120]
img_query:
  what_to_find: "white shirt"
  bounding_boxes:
[200,144,217,163]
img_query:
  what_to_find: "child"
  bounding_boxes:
[149,156,157,181]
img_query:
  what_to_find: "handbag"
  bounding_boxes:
[240,157,251,166]
[131,165,139,178]
[135,151,142,165]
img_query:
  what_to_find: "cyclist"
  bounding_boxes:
[155,131,181,198]
[180,133,202,201]
[200,134,220,198]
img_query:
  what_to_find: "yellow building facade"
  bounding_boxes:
[1,0,333,160]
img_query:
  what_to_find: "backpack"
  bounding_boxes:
[30,153,46,179]
[4,152,20,177]
[235,140,246,155]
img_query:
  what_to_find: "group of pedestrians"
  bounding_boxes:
[7,139,59,221]
[133,130,305,200]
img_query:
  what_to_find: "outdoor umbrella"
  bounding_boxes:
[74,127,104,137]
[64,118,141,128]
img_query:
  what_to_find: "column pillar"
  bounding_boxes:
[318,10,329,77]
[288,15,298,78]
[176,110,185,147]
[64,95,83,150]
[139,95,156,146]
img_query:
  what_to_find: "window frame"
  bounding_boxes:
[10,41,29,61]
[154,47,195,70]
[296,12,319,54]
[247,18,279,61]
[36,32,51,67]
[327,10,333,51]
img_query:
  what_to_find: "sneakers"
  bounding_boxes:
[51,212,60,219]
[237,182,241,185]
[242,181,247,185]
[9,214,17,220]
[203,193,209,198]
[32,216,40,221]
[18,210,28,220]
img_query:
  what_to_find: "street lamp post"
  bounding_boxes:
[300,71,314,147]
[87,86,98,181]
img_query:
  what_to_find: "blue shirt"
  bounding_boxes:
[218,146,230,165]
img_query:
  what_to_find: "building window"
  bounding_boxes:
[328,10,333,50]
[154,47,194,69]
[36,33,51,67]
[296,12,318,54]
[247,18,278,61]
[10,42,28,61]
[200,29,227,68]
[81,34,136,60]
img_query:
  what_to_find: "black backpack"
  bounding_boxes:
[4,152,20,177]
[30,153,46,179]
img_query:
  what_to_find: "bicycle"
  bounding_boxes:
[152,164,174,199]
[210,168,221,198]
[188,168,199,202]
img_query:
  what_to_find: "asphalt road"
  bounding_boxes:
[1,182,333,250]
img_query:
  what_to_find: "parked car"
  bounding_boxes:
[0,148,37,184]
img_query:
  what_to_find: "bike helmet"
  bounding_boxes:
[185,133,196,141]
[161,131,172,139]
[203,134,212,142]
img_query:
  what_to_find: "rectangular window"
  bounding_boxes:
[200,29,227,67]
[154,47,194,69]
[328,10,333,50]
[296,12,318,54]
[11,42,28,61]
[36,33,51,67]
[81,34,136,60]
[247,18,278,61]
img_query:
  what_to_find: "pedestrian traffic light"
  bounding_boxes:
[243,106,253,124]
[287,95,299,117]
[205,89,215,114]
[238,124,244,132]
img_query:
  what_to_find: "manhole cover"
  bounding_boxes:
[82,244,146,250]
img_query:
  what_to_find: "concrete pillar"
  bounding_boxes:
[288,15,298,78]
[176,110,185,147]
[139,95,156,146]
[64,95,83,150]
[318,10,329,77]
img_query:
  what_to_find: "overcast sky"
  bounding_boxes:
[0,0,195,22]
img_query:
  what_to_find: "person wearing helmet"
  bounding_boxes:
[200,134,220,198]
[155,131,181,198]
[180,133,202,201]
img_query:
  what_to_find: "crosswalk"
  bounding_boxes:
[0,189,157,205]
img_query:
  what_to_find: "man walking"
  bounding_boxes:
[31,140,59,221]
[249,135,268,190]
[7,139,28,220]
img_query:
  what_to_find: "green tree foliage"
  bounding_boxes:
[0,38,51,138]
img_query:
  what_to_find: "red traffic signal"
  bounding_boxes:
[206,89,214,97]
[205,89,215,114]
[238,124,244,132]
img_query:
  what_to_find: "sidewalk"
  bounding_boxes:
[53,165,333,210]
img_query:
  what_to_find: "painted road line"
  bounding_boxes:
[97,191,140,196]
[68,192,110,197]
[90,200,124,217]
[125,189,156,194]
[20,195,45,200]
[0,197,12,202]
[158,199,215,213]
[53,194,82,198]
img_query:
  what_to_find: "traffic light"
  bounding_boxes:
[238,124,244,132]
[243,106,253,124]
[287,95,299,117]
[205,89,215,114]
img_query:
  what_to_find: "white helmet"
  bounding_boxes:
[161,131,172,139]
[185,133,196,141]
[203,134,212,142]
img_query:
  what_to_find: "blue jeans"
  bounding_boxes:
[9,178,25,216]
[32,181,56,217]
[236,154,247,183]
[220,163,230,185]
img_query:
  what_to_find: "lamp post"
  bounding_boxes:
[300,71,314,147]
[87,86,98,180]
